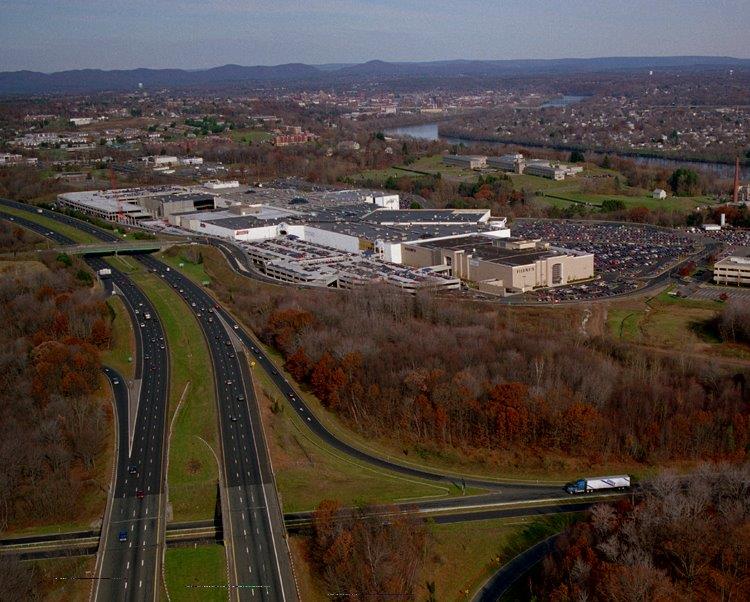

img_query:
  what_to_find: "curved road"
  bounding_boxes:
[0,207,170,602]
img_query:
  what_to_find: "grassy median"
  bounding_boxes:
[0,205,100,243]
[102,295,135,379]
[109,256,220,522]
[164,545,227,601]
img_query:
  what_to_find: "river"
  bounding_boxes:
[384,122,749,180]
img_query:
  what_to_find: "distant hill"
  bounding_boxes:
[1,56,748,95]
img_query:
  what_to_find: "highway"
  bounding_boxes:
[88,256,170,602]
[2,498,600,560]
[2,199,567,496]
[2,199,589,601]
[138,254,296,601]
[0,206,171,601]
[2,200,297,600]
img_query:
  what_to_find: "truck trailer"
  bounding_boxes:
[565,475,630,494]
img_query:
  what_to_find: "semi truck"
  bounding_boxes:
[564,475,630,494]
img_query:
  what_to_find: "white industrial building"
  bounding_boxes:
[443,155,487,169]
[57,191,152,225]
[487,154,525,174]
[714,247,750,287]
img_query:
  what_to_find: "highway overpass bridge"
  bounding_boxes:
[47,240,175,255]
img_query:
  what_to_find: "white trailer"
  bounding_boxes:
[565,475,630,494]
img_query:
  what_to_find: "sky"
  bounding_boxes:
[2,0,749,72]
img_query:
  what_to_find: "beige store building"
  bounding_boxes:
[401,235,594,295]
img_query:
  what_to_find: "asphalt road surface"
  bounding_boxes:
[472,533,559,602]
[88,257,170,602]
[3,201,579,596]
[139,254,296,601]
[0,207,170,601]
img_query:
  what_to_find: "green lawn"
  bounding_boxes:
[608,308,644,341]
[230,128,272,144]
[254,367,459,513]
[427,513,577,602]
[549,191,713,211]
[102,295,135,379]
[164,545,227,601]
[158,250,211,285]
[109,256,220,521]
[0,206,99,243]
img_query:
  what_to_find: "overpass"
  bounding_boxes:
[48,240,176,255]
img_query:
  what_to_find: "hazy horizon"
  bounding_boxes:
[3,0,749,72]
[4,54,750,75]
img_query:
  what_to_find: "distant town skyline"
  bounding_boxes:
[3,0,749,72]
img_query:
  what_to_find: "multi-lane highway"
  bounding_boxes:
[3,200,567,495]
[0,205,170,601]
[2,200,297,600]
[2,199,579,601]
[88,256,170,602]
[139,254,296,601]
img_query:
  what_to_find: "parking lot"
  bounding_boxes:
[513,220,698,279]
[689,285,750,303]
[510,219,701,303]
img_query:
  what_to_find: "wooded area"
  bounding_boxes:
[0,257,112,531]
[532,464,750,601]
[211,278,749,469]
[310,500,428,599]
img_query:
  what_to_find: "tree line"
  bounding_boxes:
[531,464,750,601]
[0,255,112,532]
[209,278,749,470]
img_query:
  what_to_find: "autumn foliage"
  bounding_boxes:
[0,264,112,531]
[532,464,750,601]
[210,278,750,468]
[310,500,428,599]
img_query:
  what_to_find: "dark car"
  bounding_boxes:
[237,394,245,401]
[118,530,127,542]
[127,464,137,475]
[136,489,145,500]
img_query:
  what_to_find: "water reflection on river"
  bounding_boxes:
[384,123,747,180]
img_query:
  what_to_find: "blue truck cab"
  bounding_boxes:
[565,479,587,494]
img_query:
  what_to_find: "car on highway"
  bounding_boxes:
[233,324,239,330]
[113,378,120,385]
[118,530,127,542]
[136,489,145,500]
[140,322,146,328]
[230,415,238,422]
[237,394,245,401]
[127,464,137,475]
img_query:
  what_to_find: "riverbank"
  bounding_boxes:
[385,122,750,179]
